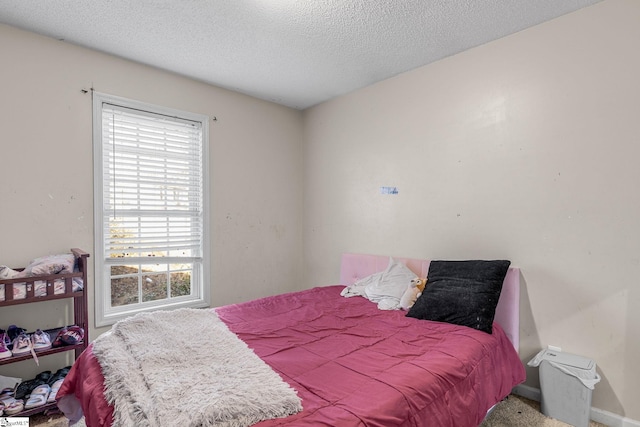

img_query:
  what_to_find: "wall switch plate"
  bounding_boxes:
[547,344,562,352]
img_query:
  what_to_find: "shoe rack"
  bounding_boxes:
[0,248,89,416]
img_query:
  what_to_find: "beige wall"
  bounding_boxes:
[0,24,304,379]
[303,0,640,420]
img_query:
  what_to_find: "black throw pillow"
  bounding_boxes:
[406,260,511,334]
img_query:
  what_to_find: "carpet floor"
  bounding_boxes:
[481,395,608,427]
[28,395,608,426]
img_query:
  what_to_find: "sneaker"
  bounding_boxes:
[59,326,84,346]
[11,332,32,356]
[7,325,26,343]
[0,329,11,348]
[31,330,51,352]
[51,327,67,348]
[0,333,11,359]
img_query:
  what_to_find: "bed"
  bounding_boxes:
[57,253,526,427]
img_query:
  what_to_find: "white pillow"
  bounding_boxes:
[364,258,417,309]
[340,271,383,298]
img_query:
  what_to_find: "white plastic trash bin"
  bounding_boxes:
[528,349,601,427]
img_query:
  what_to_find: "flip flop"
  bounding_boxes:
[47,366,71,387]
[3,398,24,415]
[15,379,44,400]
[47,373,65,387]
[47,378,64,403]
[35,370,52,382]
[31,383,51,395]
[24,393,47,409]
[0,395,16,407]
[0,396,20,406]
[54,366,72,377]
[0,387,14,400]
[24,384,50,409]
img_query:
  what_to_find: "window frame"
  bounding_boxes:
[93,92,210,327]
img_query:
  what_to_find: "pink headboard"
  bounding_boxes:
[339,253,521,352]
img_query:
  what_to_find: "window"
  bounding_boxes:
[93,92,210,327]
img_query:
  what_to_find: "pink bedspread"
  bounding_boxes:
[58,286,525,427]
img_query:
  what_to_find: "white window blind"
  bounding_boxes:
[94,92,210,326]
[102,104,203,259]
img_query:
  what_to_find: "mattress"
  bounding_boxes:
[58,285,525,427]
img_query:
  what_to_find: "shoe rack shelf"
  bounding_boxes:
[0,248,89,365]
[0,249,89,417]
[0,328,86,365]
[14,400,60,417]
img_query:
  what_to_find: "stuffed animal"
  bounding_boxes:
[399,278,427,310]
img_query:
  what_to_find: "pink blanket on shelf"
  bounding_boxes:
[58,286,525,427]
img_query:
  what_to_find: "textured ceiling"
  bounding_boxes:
[0,0,601,109]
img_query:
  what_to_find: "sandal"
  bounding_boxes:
[55,366,72,376]
[0,387,14,400]
[34,371,53,383]
[47,378,64,403]
[3,398,24,415]
[0,394,15,409]
[24,384,50,409]
[14,379,44,400]
[47,366,71,386]
[35,370,52,382]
